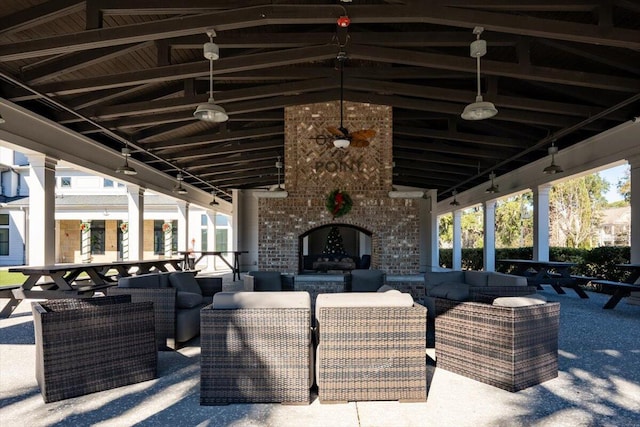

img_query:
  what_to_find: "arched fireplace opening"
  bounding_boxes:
[298,224,372,273]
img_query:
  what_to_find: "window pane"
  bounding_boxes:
[201,214,207,226]
[201,229,208,252]
[215,214,228,226]
[215,229,227,251]
[60,177,71,187]
[104,179,114,187]
[0,214,8,226]
[154,220,163,254]
[91,220,105,255]
[0,229,8,256]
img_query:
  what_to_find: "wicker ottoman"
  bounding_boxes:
[435,297,560,392]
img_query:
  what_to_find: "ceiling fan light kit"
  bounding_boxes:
[485,171,500,194]
[461,27,498,121]
[194,30,228,123]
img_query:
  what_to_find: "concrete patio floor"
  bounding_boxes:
[1,277,639,427]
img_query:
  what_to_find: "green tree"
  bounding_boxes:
[617,168,630,203]
[439,213,453,248]
[462,207,483,248]
[495,193,533,248]
[550,174,609,248]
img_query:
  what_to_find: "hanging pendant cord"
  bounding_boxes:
[209,35,214,101]
[339,59,344,128]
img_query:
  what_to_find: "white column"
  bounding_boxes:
[176,201,189,253]
[629,156,640,263]
[206,210,217,270]
[26,154,57,265]
[420,189,439,272]
[80,219,92,263]
[483,200,496,272]
[452,209,462,270]
[533,184,552,262]
[126,185,144,260]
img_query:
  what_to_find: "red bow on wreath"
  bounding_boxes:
[333,192,344,216]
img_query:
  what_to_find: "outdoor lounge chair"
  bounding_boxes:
[315,291,427,403]
[200,291,313,405]
[434,296,560,392]
[31,295,157,403]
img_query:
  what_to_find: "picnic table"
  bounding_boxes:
[497,259,589,298]
[1,258,184,318]
[591,263,640,309]
[179,251,248,281]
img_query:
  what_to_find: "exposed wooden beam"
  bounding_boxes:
[0,0,84,35]
[148,126,284,151]
[393,126,530,148]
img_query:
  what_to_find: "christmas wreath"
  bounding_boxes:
[120,222,129,233]
[325,189,353,218]
[80,222,90,232]
[162,222,172,233]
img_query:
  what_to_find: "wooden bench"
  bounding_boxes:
[0,285,22,318]
[591,280,640,309]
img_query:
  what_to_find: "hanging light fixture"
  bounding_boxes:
[333,49,350,148]
[543,141,564,174]
[461,27,498,121]
[485,172,500,194]
[173,172,188,195]
[193,30,228,123]
[450,189,461,206]
[115,146,137,175]
[209,190,219,206]
[273,155,285,191]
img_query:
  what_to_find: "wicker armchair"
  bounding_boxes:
[31,295,157,403]
[315,292,427,403]
[200,291,313,405]
[435,297,560,392]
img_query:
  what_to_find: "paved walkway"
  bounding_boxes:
[1,278,639,427]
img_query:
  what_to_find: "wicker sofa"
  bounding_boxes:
[315,290,427,403]
[31,295,157,403]
[434,296,560,392]
[109,271,221,349]
[200,291,313,405]
[423,270,536,318]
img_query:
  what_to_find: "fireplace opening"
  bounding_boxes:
[298,224,372,273]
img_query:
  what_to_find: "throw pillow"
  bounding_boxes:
[169,271,202,295]
[176,291,203,309]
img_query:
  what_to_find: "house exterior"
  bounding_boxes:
[0,146,231,268]
[598,206,631,247]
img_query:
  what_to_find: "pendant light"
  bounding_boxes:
[485,172,500,194]
[115,145,137,175]
[209,190,219,206]
[173,172,188,195]
[450,189,461,206]
[193,30,228,123]
[461,27,498,121]
[274,155,285,191]
[333,50,350,149]
[543,141,564,174]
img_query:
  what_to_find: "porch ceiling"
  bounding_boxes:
[0,1,639,202]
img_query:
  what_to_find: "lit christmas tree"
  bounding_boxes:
[322,226,347,255]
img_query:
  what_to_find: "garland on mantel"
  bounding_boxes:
[325,189,353,219]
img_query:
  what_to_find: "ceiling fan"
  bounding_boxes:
[326,44,375,148]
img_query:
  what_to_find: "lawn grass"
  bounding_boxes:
[0,271,26,287]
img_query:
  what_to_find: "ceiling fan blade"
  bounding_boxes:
[327,126,346,137]
[350,129,376,140]
[350,138,370,148]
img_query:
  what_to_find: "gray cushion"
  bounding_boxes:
[176,291,203,309]
[212,291,310,309]
[424,271,464,286]
[158,273,171,288]
[169,271,202,295]
[487,272,528,287]
[492,294,547,307]
[249,271,283,291]
[464,271,490,286]
[315,291,414,320]
[428,282,469,301]
[117,273,160,289]
[351,269,386,292]
[377,284,398,293]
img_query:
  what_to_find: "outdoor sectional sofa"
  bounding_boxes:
[109,271,221,349]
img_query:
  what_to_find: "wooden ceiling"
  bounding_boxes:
[1,1,639,202]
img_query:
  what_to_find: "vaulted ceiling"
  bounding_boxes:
[1,1,639,202]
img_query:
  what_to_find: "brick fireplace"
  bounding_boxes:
[256,101,422,274]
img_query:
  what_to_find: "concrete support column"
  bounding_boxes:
[26,154,57,265]
[452,209,462,270]
[126,185,144,260]
[533,184,552,262]
[483,200,496,272]
[177,201,189,253]
[420,189,439,272]
[628,155,640,263]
